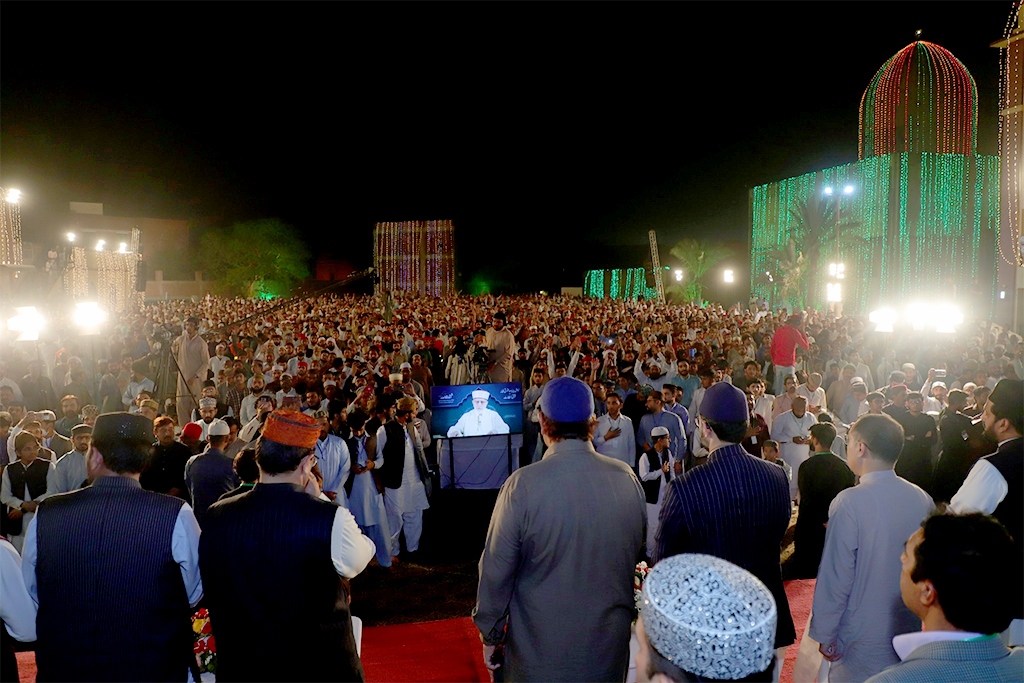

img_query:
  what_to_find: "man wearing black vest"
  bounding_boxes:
[376,396,431,562]
[950,378,1023,645]
[200,409,375,682]
[1,432,54,553]
[21,412,203,682]
[638,426,672,557]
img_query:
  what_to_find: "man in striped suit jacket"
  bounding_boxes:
[654,382,797,653]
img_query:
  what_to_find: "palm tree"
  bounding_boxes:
[668,238,732,304]
[764,238,807,309]
[788,195,866,307]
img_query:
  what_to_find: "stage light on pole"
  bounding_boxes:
[932,304,963,334]
[828,262,845,279]
[843,185,855,195]
[723,269,734,283]
[67,232,76,243]
[73,302,107,335]
[6,189,21,203]
[674,269,683,281]
[765,270,774,283]
[95,239,106,252]
[7,307,45,341]
[869,307,898,333]
[1000,290,1007,300]
[827,283,842,302]
[118,242,128,253]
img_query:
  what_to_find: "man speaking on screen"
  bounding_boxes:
[447,390,511,437]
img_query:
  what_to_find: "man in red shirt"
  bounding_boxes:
[770,313,810,396]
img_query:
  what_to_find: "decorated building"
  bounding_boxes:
[750,40,1001,317]
[373,220,456,297]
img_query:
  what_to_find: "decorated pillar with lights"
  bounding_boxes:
[374,220,456,297]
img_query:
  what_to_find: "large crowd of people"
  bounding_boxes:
[0,290,1021,682]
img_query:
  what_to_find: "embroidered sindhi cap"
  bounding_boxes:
[261,410,320,449]
[699,382,749,424]
[539,376,594,422]
[642,554,776,680]
[199,397,217,410]
[91,412,154,448]
[396,397,418,413]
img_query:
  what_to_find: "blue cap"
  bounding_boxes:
[699,382,749,423]
[539,376,595,422]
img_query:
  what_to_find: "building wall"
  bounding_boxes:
[65,213,189,264]
[145,271,215,300]
[750,153,999,315]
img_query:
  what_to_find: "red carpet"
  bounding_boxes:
[782,578,817,683]
[362,617,491,683]
[15,587,814,683]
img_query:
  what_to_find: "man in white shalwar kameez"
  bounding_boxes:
[314,412,350,508]
[376,397,431,561]
[770,396,817,500]
[346,410,391,567]
[446,390,510,438]
[638,427,673,553]
[173,317,210,428]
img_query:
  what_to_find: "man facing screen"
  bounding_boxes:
[447,389,511,437]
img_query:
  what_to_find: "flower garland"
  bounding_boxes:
[192,608,216,674]
[634,561,651,615]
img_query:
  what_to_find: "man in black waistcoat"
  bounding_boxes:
[933,390,983,503]
[794,422,856,578]
[22,412,203,682]
[200,409,375,682]
[950,378,1023,645]
[0,432,55,554]
[376,396,431,562]
[895,392,937,496]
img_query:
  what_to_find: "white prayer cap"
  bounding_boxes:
[323,379,337,387]
[472,389,490,400]
[389,373,403,382]
[651,426,670,438]
[208,419,230,437]
[641,554,776,680]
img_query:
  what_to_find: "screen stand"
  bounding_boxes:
[448,438,456,489]
[507,433,513,476]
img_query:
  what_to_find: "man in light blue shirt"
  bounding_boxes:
[637,390,687,473]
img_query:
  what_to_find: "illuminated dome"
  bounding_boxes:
[859,40,978,159]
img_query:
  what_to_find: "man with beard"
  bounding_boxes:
[20,360,55,413]
[239,374,266,424]
[47,424,92,495]
[53,395,80,438]
[950,378,1023,644]
[669,358,700,410]
[633,344,678,393]
[141,416,192,501]
[484,312,515,383]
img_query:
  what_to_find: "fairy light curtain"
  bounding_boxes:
[584,268,659,300]
[373,220,456,297]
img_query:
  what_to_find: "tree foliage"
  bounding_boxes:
[667,238,732,304]
[199,219,310,297]
[765,238,807,309]
[786,195,867,306]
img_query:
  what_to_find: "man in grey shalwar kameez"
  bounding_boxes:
[810,413,935,683]
[473,376,647,682]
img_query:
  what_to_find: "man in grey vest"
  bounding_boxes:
[474,376,646,681]
[22,412,203,681]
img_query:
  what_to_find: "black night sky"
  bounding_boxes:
[0,1,1012,293]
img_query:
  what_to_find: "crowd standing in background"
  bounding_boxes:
[0,291,1021,682]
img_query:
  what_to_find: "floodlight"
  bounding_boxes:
[674,269,683,282]
[843,185,855,195]
[906,303,930,331]
[823,186,833,195]
[1000,290,1007,300]
[827,283,842,302]
[73,302,107,335]
[6,189,21,203]
[828,262,845,279]
[67,232,76,242]
[869,307,898,333]
[765,270,774,283]
[723,270,734,283]
[95,239,106,252]
[118,242,128,253]
[932,304,963,334]
[7,307,45,341]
